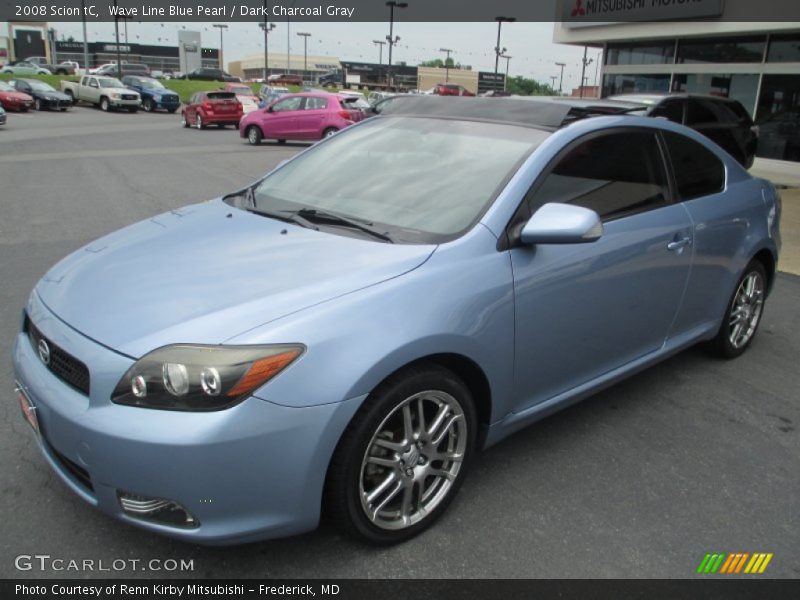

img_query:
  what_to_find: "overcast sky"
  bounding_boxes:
[48,21,593,88]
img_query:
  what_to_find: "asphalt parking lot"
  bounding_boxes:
[1,107,798,579]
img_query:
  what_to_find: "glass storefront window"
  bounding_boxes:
[676,36,766,64]
[602,74,670,96]
[671,73,759,119]
[606,41,675,65]
[767,34,800,63]
[756,75,800,162]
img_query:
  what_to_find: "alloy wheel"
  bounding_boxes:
[728,271,764,349]
[359,390,467,530]
[195,114,203,129]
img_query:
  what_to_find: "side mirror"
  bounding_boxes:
[520,203,603,245]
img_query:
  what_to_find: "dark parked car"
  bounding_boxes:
[756,107,800,162]
[122,75,181,113]
[8,79,71,111]
[184,68,239,82]
[94,63,151,77]
[608,93,759,169]
[181,91,243,129]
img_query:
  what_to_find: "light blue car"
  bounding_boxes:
[12,97,781,545]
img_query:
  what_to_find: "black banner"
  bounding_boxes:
[3,579,800,600]
[2,0,799,22]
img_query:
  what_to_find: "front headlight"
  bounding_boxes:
[112,344,304,411]
[110,92,120,99]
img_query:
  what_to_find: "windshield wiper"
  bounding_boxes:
[294,208,394,243]
[244,189,319,230]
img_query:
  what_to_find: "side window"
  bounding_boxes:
[687,98,718,126]
[304,97,327,110]
[650,99,684,123]
[662,131,725,200]
[272,97,303,112]
[529,130,669,220]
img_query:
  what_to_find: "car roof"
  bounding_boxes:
[610,92,744,105]
[378,95,606,132]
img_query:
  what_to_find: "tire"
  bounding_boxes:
[323,127,338,139]
[34,98,41,111]
[142,98,153,112]
[277,139,286,145]
[180,112,189,128]
[707,259,768,359]
[100,97,109,112]
[168,107,178,114]
[60,107,67,112]
[247,125,263,145]
[195,114,205,129]
[326,364,477,544]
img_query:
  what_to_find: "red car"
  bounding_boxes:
[181,91,243,129]
[433,83,476,97]
[0,80,34,111]
[223,82,260,113]
[238,92,365,145]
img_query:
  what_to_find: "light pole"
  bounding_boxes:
[493,16,515,75]
[297,32,311,82]
[579,45,594,98]
[386,1,408,87]
[439,47,452,82]
[555,61,566,94]
[500,54,511,90]
[113,0,122,78]
[80,0,89,72]
[259,20,276,81]
[550,75,557,90]
[212,24,228,71]
[373,40,386,65]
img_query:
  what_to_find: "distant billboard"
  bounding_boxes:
[178,30,202,73]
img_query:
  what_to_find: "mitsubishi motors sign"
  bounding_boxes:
[561,0,724,26]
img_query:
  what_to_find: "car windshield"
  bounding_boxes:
[230,86,252,95]
[0,82,14,91]
[139,78,165,88]
[248,117,547,243]
[28,81,55,92]
[97,78,124,88]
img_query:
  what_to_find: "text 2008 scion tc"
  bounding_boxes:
[13,98,780,545]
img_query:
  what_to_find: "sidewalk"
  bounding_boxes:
[778,188,800,276]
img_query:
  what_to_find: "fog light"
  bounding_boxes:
[131,375,147,398]
[118,490,199,528]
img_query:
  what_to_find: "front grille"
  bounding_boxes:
[49,442,94,492]
[24,315,91,396]
[122,94,138,101]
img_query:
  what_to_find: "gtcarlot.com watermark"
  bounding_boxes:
[14,554,195,572]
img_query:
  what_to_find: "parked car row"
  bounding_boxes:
[0,79,71,111]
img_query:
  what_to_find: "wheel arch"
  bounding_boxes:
[752,247,777,295]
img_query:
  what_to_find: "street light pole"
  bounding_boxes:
[439,47,452,82]
[212,24,228,71]
[385,1,408,87]
[372,40,386,65]
[113,0,122,78]
[80,0,89,72]
[500,54,511,90]
[555,61,566,95]
[550,75,557,90]
[297,32,310,83]
[259,20,276,82]
[493,16,515,75]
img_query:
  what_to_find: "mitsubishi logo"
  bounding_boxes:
[37,338,50,366]
[571,0,586,17]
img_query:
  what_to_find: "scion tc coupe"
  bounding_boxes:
[13,97,781,545]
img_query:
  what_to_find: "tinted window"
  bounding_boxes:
[677,36,766,63]
[530,131,669,220]
[663,132,725,200]
[650,99,684,123]
[272,97,303,112]
[304,97,328,110]
[606,40,675,65]
[766,34,800,63]
[686,99,719,125]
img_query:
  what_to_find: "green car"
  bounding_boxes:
[1,61,51,76]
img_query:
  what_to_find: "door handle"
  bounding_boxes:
[667,237,692,252]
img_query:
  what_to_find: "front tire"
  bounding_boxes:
[100,97,109,112]
[34,98,41,111]
[326,365,477,544]
[247,125,262,145]
[142,98,153,112]
[323,127,338,139]
[707,260,767,359]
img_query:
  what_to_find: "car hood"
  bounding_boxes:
[35,199,435,358]
[104,87,139,96]
[0,91,32,101]
[143,87,177,96]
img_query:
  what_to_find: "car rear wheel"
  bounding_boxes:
[247,126,262,145]
[142,98,153,112]
[195,114,205,129]
[323,127,338,139]
[100,97,109,112]
[708,260,767,359]
[326,365,477,544]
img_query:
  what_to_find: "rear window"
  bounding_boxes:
[206,92,236,100]
[341,96,370,109]
[663,131,725,200]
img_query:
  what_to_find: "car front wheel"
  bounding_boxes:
[142,98,153,112]
[34,98,41,111]
[323,127,338,139]
[708,259,767,358]
[247,125,262,145]
[100,97,109,112]
[326,365,476,544]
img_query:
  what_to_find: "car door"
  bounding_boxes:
[295,96,328,138]
[84,77,100,103]
[509,128,694,411]
[262,96,304,138]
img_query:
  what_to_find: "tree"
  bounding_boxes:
[419,57,459,69]
[506,75,557,96]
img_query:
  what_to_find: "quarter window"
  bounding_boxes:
[529,131,669,220]
[650,99,684,124]
[663,132,725,200]
[304,97,327,110]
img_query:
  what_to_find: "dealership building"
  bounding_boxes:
[554,1,800,162]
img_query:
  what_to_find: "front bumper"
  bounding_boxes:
[42,98,72,110]
[12,293,362,544]
[155,98,180,110]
